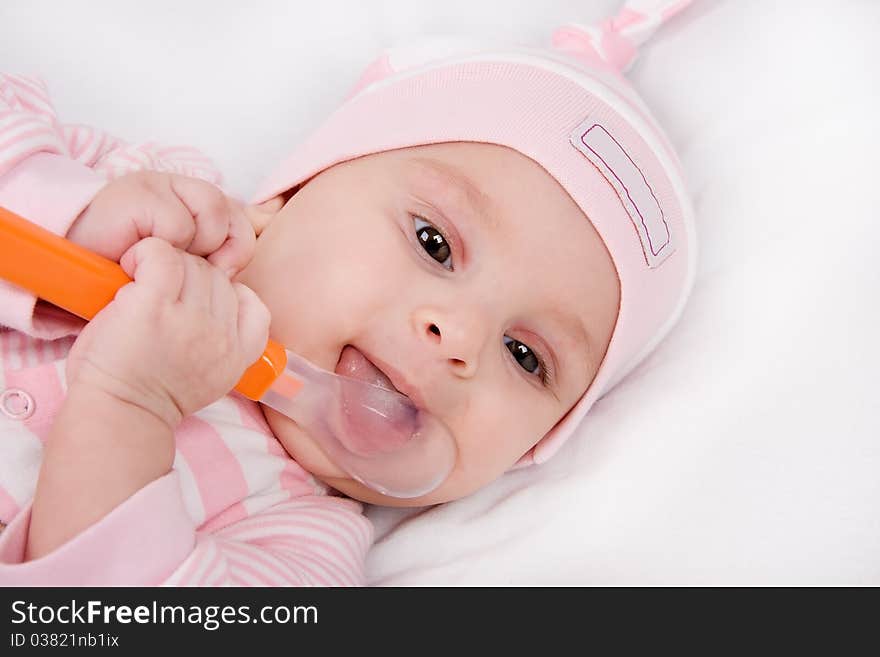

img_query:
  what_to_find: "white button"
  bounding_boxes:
[1,388,35,420]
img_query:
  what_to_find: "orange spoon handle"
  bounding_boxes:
[0,205,285,400]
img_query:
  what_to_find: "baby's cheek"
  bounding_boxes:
[455,392,536,475]
[315,252,389,330]
[323,225,411,316]
[264,238,401,358]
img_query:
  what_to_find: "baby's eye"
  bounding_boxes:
[413,216,453,270]
[503,336,547,384]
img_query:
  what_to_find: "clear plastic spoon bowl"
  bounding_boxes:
[258,350,457,498]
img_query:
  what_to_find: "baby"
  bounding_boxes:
[0,0,695,585]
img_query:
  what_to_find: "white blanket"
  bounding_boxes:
[2,0,877,585]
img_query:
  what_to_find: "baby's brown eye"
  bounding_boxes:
[413,216,452,269]
[503,336,540,376]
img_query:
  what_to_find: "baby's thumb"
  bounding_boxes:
[233,282,271,369]
[243,196,285,237]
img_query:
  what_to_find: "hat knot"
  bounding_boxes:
[551,0,694,74]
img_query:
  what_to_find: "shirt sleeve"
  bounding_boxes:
[0,73,222,338]
[0,472,372,586]
[0,473,197,586]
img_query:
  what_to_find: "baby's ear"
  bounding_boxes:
[245,195,285,236]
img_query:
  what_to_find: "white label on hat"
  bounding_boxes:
[570,122,672,267]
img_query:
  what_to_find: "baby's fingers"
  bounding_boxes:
[207,198,257,277]
[167,175,231,257]
[175,252,245,323]
[119,238,185,301]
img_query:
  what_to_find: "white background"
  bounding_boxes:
[2,0,878,584]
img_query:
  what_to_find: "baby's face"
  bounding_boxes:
[238,142,619,506]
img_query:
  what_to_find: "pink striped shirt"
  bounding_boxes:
[0,73,373,586]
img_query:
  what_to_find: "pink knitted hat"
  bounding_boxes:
[253,0,698,468]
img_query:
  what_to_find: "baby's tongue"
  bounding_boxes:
[333,346,415,456]
[336,345,396,391]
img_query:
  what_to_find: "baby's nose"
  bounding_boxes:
[412,306,487,378]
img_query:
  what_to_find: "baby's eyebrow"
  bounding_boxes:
[409,157,498,230]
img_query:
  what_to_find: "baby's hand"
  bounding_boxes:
[68,171,255,277]
[66,238,271,428]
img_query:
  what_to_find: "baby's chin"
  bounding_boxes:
[260,407,347,480]
[260,406,445,507]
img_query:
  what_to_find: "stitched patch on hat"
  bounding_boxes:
[570,122,672,267]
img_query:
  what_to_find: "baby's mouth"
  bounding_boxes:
[331,345,416,457]
[334,345,402,396]
[326,346,457,495]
